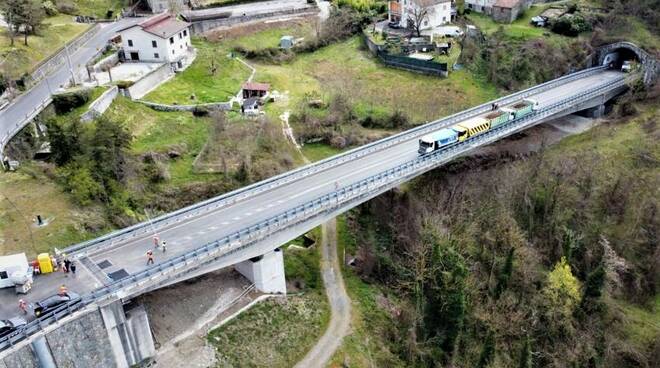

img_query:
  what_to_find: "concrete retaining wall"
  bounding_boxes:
[363,34,448,77]
[91,52,120,73]
[81,86,119,122]
[126,63,174,100]
[189,7,317,34]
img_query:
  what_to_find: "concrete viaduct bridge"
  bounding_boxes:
[0,43,656,367]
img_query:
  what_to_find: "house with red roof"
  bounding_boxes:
[118,12,193,69]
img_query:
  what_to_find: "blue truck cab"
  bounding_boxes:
[418,128,459,155]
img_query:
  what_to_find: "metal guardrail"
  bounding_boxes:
[60,66,608,257]
[0,74,625,352]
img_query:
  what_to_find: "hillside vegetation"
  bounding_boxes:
[332,91,660,366]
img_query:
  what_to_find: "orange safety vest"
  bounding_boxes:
[59,285,68,295]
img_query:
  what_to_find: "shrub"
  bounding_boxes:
[52,89,91,114]
[43,1,58,16]
[550,15,592,37]
[192,106,210,116]
[115,80,134,89]
[56,1,78,14]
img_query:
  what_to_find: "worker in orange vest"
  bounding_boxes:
[146,250,154,265]
[58,284,68,296]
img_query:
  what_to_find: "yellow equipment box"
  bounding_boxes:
[38,253,53,274]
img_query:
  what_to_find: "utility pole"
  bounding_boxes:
[64,42,77,85]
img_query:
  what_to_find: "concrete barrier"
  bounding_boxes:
[126,63,174,100]
[81,86,119,122]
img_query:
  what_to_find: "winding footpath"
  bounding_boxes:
[295,218,352,368]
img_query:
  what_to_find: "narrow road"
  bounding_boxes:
[295,218,352,368]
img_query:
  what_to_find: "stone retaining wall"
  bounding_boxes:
[188,7,318,34]
[137,99,232,112]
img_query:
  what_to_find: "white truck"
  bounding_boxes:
[0,253,33,293]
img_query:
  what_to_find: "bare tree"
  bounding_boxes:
[407,5,430,37]
[0,0,24,47]
[21,0,45,46]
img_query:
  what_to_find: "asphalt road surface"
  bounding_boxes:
[0,18,140,154]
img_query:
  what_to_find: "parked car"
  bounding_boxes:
[0,317,27,339]
[388,21,401,29]
[34,292,81,317]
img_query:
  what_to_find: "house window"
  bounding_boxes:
[0,271,7,279]
[154,53,159,58]
[424,20,428,26]
[169,37,174,44]
[183,29,187,37]
[172,50,175,54]
[443,16,446,22]
[128,39,133,47]
[152,40,157,48]
[179,32,182,39]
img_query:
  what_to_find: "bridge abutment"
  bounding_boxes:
[99,300,155,368]
[235,248,287,294]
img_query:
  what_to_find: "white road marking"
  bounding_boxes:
[221,221,229,225]
[245,212,252,216]
[232,217,240,221]
[256,208,264,212]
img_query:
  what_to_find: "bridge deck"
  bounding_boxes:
[0,70,624,322]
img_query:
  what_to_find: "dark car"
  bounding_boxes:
[34,292,81,317]
[388,21,401,29]
[0,316,27,339]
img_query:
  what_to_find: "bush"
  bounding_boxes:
[43,1,58,16]
[52,89,91,114]
[115,80,134,89]
[192,106,210,116]
[550,15,592,37]
[56,1,78,14]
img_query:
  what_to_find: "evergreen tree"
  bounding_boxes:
[580,265,606,312]
[494,247,515,299]
[518,336,532,368]
[477,331,496,368]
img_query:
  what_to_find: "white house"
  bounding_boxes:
[389,0,452,30]
[118,13,193,69]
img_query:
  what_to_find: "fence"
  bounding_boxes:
[136,99,232,112]
[0,74,627,354]
[363,34,448,76]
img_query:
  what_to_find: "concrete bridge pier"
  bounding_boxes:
[99,301,155,368]
[235,248,287,294]
[32,336,56,368]
[581,104,607,118]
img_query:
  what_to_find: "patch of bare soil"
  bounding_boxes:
[136,267,250,345]
[204,17,314,42]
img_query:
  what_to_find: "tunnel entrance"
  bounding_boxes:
[602,47,641,70]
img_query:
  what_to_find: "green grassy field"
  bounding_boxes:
[256,36,498,124]
[144,38,252,104]
[0,15,91,78]
[466,5,555,40]
[0,166,107,257]
[72,0,128,18]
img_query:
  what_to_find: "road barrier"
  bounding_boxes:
[0,73,626,353]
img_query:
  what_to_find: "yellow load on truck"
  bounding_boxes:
[38,253,53,273]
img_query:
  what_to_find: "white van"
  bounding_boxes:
[0,253,30,289]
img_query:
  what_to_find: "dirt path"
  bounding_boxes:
[295,218,352,368]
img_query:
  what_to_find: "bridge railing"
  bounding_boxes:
[61,66,608,257]
[0,74,625,353]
